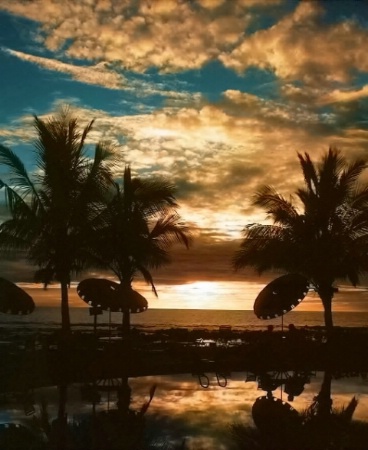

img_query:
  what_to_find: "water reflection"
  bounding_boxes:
[2,372,368,449]
[233,370,368,450]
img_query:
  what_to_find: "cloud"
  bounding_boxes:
[2,47,125,89]
[321,85,368,104]
[2,47,202,103]
[0,0,278,73]
[220,1,368,86]
[2,0,368,89]
[2,84,368,244]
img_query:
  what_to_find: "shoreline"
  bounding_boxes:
[1,325,368,393]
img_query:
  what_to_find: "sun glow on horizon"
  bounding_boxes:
[173,280,256,310]
[12,280,368,312]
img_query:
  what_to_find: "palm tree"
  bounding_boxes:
[233,148,368,330]
[92,166,191,335]
[0,107,117,333]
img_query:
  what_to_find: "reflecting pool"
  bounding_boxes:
[2,371,368,449]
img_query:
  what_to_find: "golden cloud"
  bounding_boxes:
[2,87,368,241]
[2,47,125,89]
[0,0,268,72]
[220,2,368,86]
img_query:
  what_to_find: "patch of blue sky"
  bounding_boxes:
[52,83,143,117]
[0,57,141,122]
[0,143,35,182]
[0,56,54,124]
[318,0,368,27]
[351,72,368,88]
[132,68,197,95]
[157,62,279,103]
[0,12,35,49]
[245,0,298,35]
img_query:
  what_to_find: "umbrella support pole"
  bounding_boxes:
[93,314,97,334]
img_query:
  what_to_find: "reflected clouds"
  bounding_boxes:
[128,373,255,448]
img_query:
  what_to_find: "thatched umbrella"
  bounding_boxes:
[77,278,148,333]
[254,274,309,327]
[0,278,35,315]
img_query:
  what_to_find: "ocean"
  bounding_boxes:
[1,306,368,332]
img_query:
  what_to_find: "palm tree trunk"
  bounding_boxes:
[61,281,71,333]
[56,383,68,450]
[322,298,333,331]
[318,285,334,332]
[315,371,332,418]
[120,280,131,337]
[122,309,130,336]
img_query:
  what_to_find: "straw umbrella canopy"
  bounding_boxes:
[77,278,148,313]
[0,278,35,315]
[254,273,309,320]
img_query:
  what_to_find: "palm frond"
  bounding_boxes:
[135,263,158,296]
[298,152,318,194]
[150,214,191,249]
[254,185,298,225]
[339,159,367,197]
[0,145,38,198]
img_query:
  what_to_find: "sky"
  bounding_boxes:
[1,0,368,310]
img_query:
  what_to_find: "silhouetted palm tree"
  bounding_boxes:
[0,108,117,333]
[233,148,368,330]
[92,166,191,334]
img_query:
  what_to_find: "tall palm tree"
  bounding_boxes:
[93,166,191,334]
[0,108,117,333]
[233,148,368,330]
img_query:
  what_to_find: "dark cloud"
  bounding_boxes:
[220,160,263,189]
[150,235,269,285]
[0,253,35,282]
[332,98,368,131]
[174,179,203,200]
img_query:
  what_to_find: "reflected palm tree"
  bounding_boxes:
[233,148,368,331]
[232,371,366,450]
[28,381,160,450]
[0,107,117,333]
[28,384,70,450]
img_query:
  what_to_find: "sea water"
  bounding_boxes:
[1,307,368,332]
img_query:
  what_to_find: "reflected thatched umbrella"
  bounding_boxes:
[77,278,148,332]
[254,273,309,321]
[252,395,301,434]
[0,278,35,315]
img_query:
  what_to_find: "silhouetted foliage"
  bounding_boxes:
[0,107,117,332]
[233,148,368,330]
[90,166,191,334]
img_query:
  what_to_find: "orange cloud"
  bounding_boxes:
[2,47,125,89]
[0,0,269,72]
[321,85,368,104]
[220,2,368,86]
